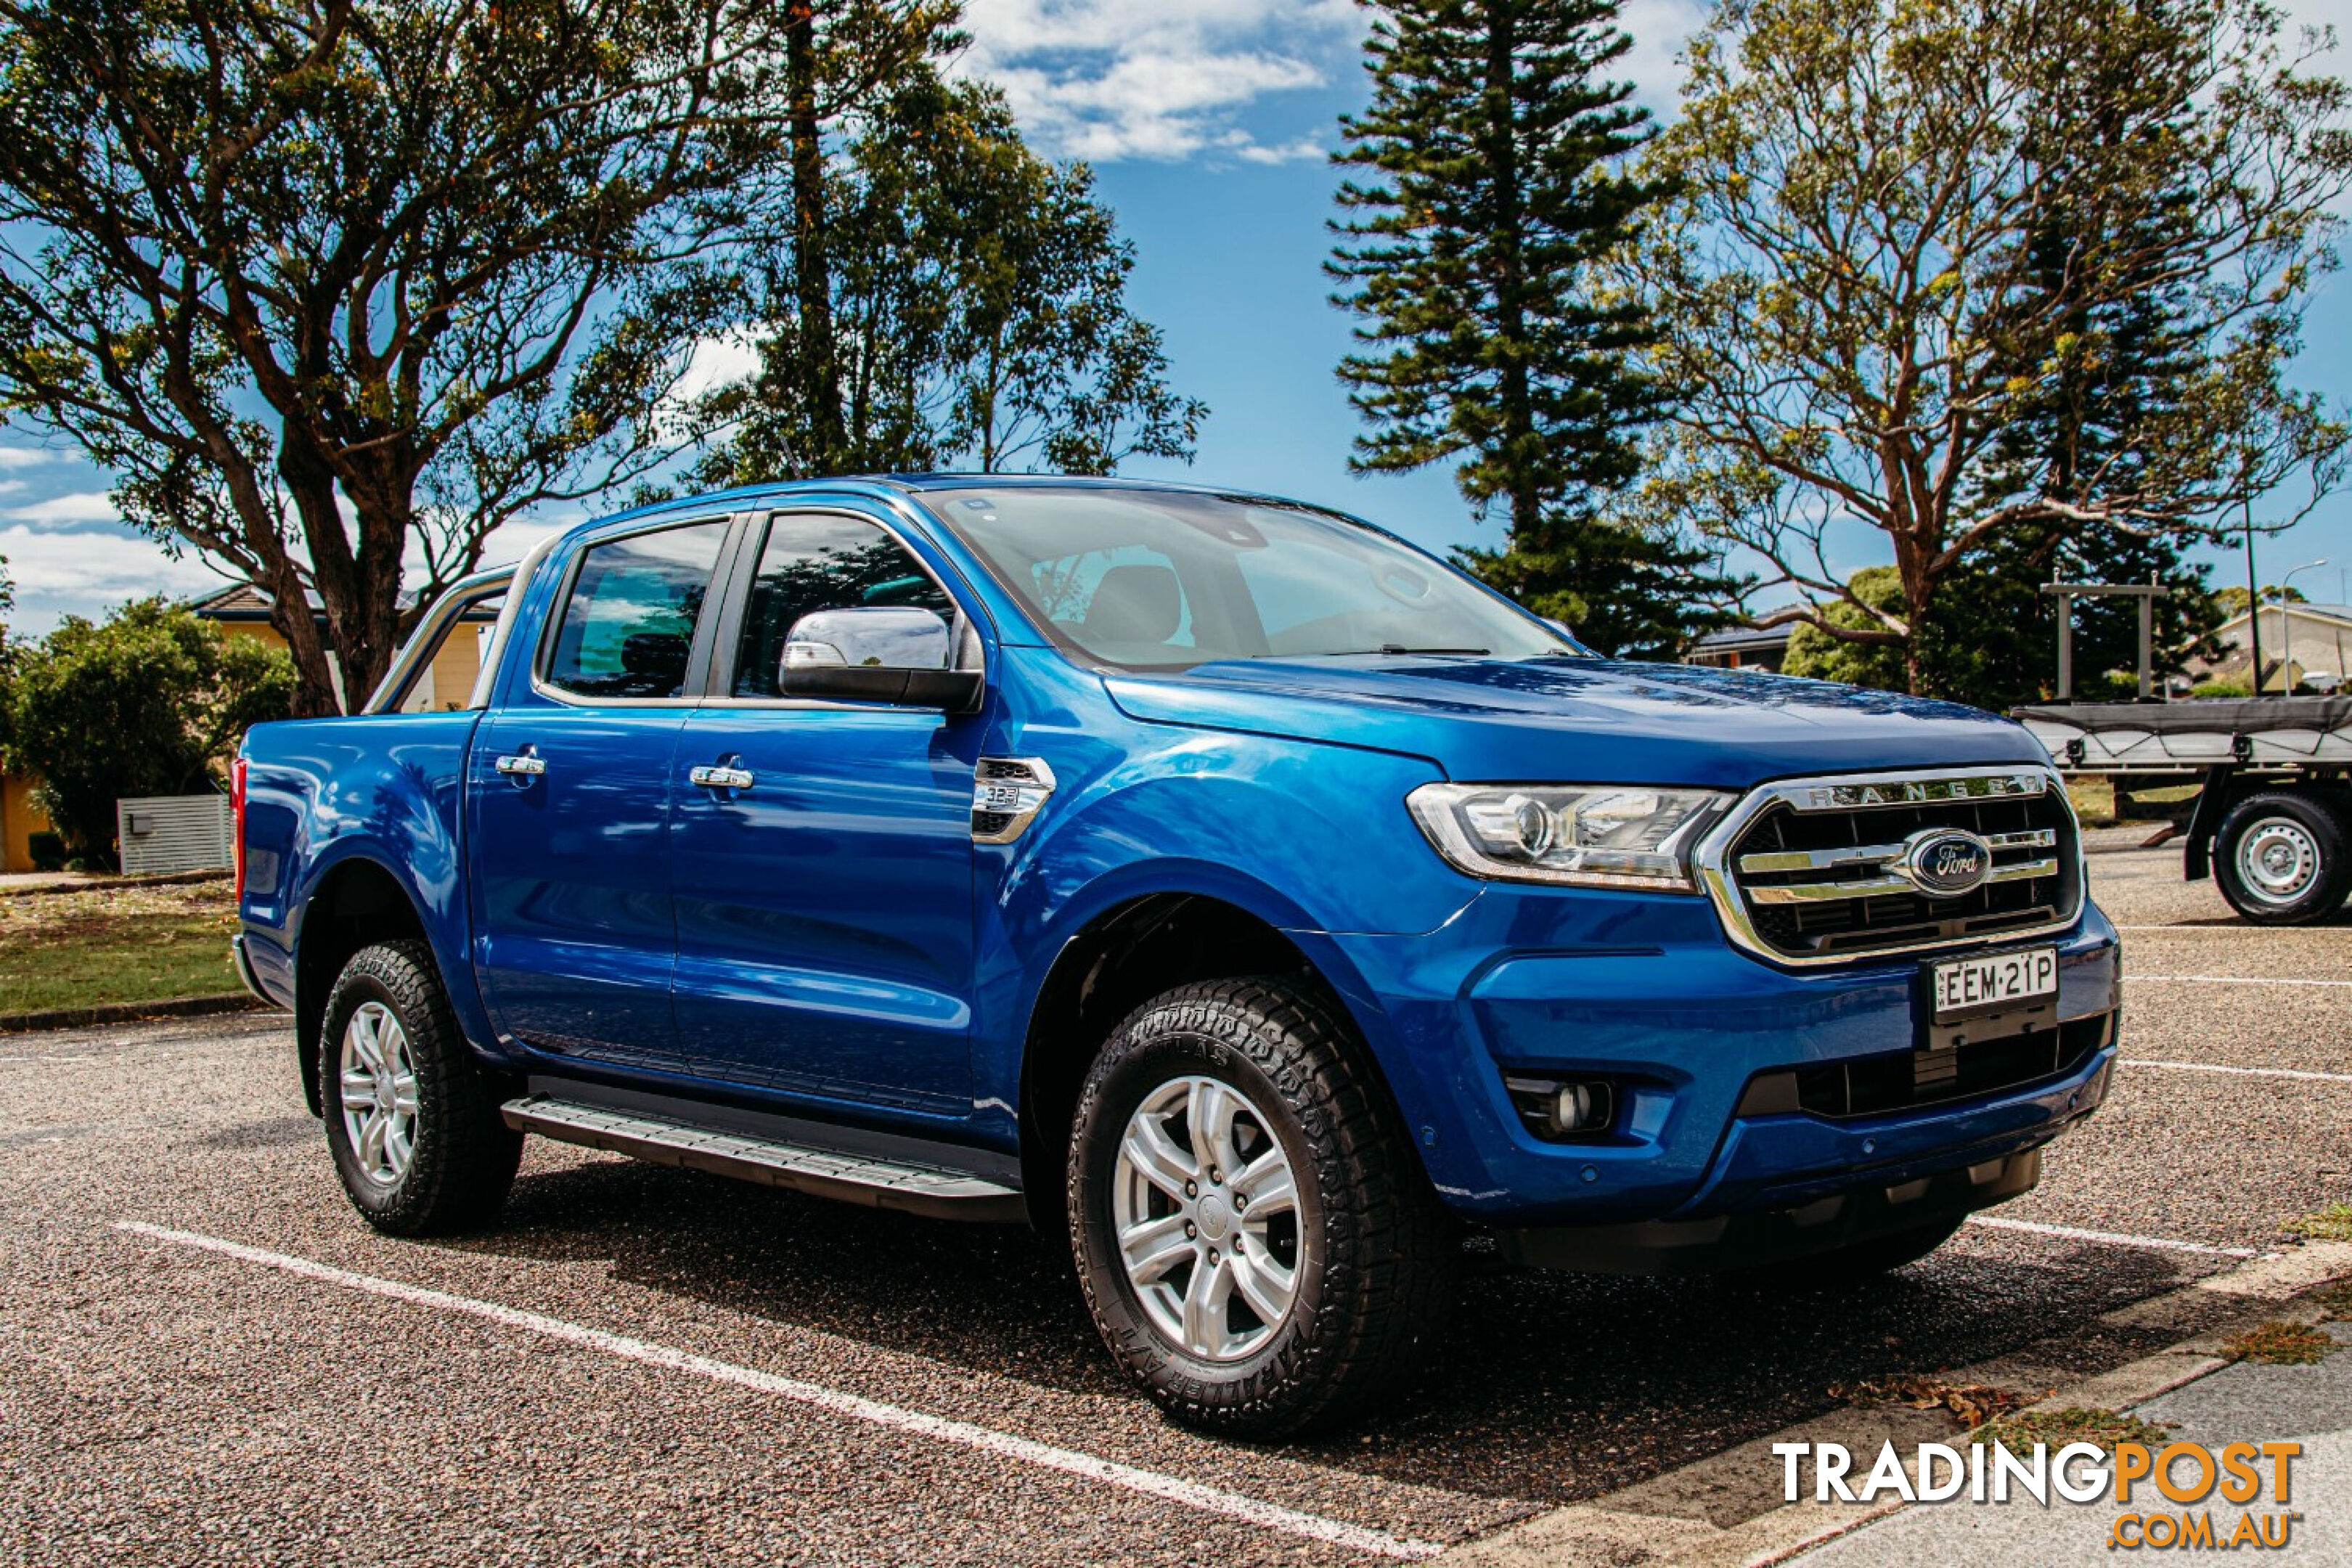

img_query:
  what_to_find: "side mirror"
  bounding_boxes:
[780,606,982,710]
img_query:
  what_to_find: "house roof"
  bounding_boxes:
[1689,624,1794,653]
[2216,602,2352,632]
[187,581,498,624]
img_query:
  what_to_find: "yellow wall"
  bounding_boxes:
[1,771,54,874]
[217,617,485,711]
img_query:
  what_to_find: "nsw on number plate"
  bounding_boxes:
[1930,947,2058,1019]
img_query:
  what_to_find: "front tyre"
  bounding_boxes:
[2213,791,2352,925]
[321,941,521,1236]
[1067,978,1453,1437]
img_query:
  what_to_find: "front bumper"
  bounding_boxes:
[1318,884,2121,1241]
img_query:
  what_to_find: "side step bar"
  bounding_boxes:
[501,1095,1026,1223]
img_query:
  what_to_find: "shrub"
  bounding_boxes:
[2192,679,2252,698]
[0,598,293,867]
[25,829,64,872]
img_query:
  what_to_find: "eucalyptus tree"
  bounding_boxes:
[0,0,935,713]
[700,73,1203,483]
[1638,0,2351,691]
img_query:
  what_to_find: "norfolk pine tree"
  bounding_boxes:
[1330,0,1733,658]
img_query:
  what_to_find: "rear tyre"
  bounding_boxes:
[2213,791,2352,926]
[1067,978,1455,1437]
[321,940,521,1236]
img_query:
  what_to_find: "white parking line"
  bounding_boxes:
[2124,973,2352,987]
[1962,1214,2263,1259]
[113,1222,1440,1561]
[2123,1058,2352,1085]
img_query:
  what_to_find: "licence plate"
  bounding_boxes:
[1930,947,2059,1020]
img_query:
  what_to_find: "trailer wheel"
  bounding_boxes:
[2214,791,2352,925]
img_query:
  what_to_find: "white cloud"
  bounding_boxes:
[5,490,121,526]
[957,0,1360,162]
[0,523,217,603]
[0,446,57,470]
[1619,0,1711,110]
[1232,132,1328,166]
[671,330,765,404]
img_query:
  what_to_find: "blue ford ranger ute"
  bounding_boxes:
[234,477,2120,1435]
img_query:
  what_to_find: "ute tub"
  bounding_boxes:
[1325,887,2120,1225]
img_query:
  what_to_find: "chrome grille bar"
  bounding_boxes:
[1744,855,2062,905]
[1735,827,2054,877]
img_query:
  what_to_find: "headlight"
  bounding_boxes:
[1406,783,1734,891]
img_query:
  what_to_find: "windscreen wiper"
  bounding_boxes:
[1374,645,1489,656]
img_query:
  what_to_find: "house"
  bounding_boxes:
[2195,600,2352,693]
[1683,624,1793,673]
[0,581,500,871]
[186,582,501,712]
[0,772,52,875]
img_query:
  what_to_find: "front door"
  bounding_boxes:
[469,515,734,1071]
[668,510,981,1114]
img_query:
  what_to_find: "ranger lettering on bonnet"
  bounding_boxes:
[232,477,2120,1437]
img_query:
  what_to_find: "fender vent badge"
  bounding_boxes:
[971,757,1056,844]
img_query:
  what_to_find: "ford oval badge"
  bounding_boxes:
[1903,829,1993,897]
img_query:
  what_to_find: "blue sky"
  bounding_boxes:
[5,0,2352,634]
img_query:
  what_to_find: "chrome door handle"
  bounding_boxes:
[689,764,754,791]
[494,754,546,777]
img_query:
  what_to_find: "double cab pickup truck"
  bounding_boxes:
[235,476,2120,1435]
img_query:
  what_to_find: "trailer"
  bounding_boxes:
[2015,696,2352,924]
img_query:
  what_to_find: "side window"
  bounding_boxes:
[542,521,730,700]
[732,513,957,698]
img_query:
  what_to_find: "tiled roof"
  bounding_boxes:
[1690,624,1794,652]
[187,581,497,622]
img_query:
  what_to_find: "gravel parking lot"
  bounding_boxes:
[6,845,2348,1566]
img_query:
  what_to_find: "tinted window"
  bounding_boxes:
[732,513,957,698]
[543,521,729,699]
[925,488,1577,667]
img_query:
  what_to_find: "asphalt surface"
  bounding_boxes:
[5,845,2349,1565]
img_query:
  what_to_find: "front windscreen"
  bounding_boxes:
[921,486,1582,668]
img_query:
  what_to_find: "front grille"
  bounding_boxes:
[1786,1012,2111,1119]
[1718,772,2080,960]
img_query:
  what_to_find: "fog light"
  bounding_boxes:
[1502,1075,1617,1141]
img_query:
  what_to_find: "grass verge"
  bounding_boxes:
[0,877,238,1016]
[2222,1321,2337,1365]
[2284,1204,2352,1242]
[1970,1406,2176,1455]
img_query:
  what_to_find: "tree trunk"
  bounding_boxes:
[786,1,844,470]
[1481,0,1541,550]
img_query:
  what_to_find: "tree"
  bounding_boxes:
[0,0,929,714]
[1328,0,1733,657]
[1783,568,1909,689]
[699,70,1203,483]
[1784,550,2221,706]
[2216,584,2311,615]
[1,599,293,865]
[1638,0,2352,691]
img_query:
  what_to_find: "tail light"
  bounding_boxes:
[231,755,248,901]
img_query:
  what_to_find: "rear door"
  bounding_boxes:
[666,509,983,1114]
[469,515,735,1071]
